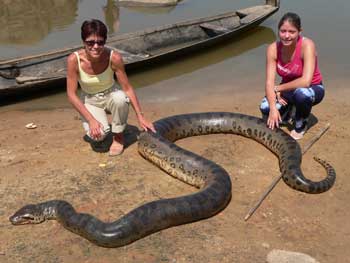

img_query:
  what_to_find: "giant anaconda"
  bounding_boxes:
[10,112,336,247]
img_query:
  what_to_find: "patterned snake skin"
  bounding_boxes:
[9,112,336,247]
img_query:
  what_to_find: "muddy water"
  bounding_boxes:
[0,0,348,110]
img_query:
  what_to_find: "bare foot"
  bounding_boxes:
[109,133,124,156]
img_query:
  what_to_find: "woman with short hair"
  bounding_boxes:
[67,19,155,155]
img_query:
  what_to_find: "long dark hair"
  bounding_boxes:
[81,19,107,41]
[278,12,301,31]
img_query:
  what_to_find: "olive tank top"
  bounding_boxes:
[74,50,115,94]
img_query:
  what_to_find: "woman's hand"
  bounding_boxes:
[88,119,104,139]
[276,91,288,106]
[137,114,156,133]
[267,108,281,130]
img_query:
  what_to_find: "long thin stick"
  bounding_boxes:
[244,123,331,221]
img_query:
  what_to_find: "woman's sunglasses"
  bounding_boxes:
[84,40,106,47]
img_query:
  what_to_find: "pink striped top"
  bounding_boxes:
[276,36,322,85]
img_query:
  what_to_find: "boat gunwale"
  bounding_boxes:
[123,5,278,64]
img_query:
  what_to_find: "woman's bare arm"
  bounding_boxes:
[66,53,103,138]
[265,43,281,129]
[111,51,155,132]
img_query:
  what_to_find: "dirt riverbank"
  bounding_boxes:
[0,78,349,263]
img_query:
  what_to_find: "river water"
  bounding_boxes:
[0,0,348,110]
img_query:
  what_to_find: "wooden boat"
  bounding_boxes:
[0,0,279,96]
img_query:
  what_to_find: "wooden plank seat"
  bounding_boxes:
[199,23,230,34]
[114,48,150,60]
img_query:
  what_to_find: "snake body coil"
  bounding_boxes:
[10,112,336,247]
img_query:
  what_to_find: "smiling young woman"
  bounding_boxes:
[66,19,155,155]
[259,12,325,140]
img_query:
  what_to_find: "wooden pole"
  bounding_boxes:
[244,123,331,221]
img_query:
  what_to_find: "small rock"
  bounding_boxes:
[25,123,37,129]
[267,249,320,263]
[262,242,270,249]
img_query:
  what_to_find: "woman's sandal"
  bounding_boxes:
[109,141,124,156]
[290,125,307,140]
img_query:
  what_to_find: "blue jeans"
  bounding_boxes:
[259,84,325,130]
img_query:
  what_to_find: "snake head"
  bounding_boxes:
[9,204,45,225]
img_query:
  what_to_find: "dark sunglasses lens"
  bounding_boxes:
[85,40,105,46]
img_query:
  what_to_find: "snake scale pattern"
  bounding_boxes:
[10,112,336,247]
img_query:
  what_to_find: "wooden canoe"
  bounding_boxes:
[0,0,279,96]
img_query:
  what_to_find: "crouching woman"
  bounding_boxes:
[67,19,155,155]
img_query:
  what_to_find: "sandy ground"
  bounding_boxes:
[0,78,349,263]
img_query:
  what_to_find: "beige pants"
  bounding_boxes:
[82,87,130,140]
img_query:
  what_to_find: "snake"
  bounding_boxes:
[9,112,336,247]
